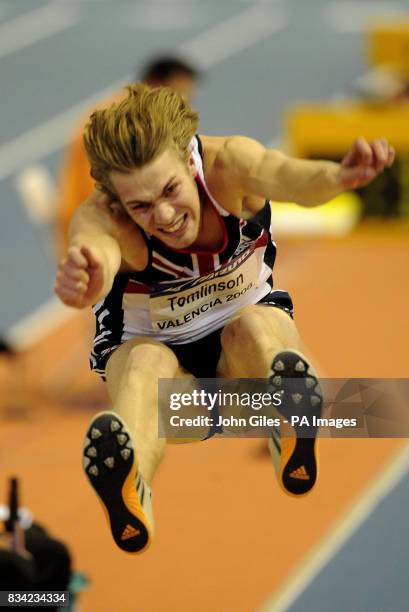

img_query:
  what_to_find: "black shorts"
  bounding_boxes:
[168,290,293,378]
[168,290,293,440]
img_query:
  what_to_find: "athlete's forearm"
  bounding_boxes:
[63,192,122,302]
[276,156,343,206]
[70,232,121,302]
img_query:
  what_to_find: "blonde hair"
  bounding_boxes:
[83,83,199,196]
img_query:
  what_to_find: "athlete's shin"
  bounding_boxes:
[106,339,179,483]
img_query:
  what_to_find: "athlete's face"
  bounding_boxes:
[110,148,201,249]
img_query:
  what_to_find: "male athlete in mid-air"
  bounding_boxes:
[54,84,394,554]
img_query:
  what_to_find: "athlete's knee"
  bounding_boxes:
[221,306,298,352]
[125,339,179,379]
[221,307,269,350]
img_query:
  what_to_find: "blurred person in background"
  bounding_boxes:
[54,84,394,555]
[56,56,200,257]
[0,482,72,608]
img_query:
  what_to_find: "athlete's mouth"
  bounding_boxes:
[159,213,188,236]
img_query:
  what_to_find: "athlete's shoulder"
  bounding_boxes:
[200,134,265,178]
[198,134,228,172]
[199,135,267,217]
[72,190,113,229]
[76,190,135,233]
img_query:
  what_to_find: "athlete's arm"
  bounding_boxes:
[218,136,395,212]
[54,191,122,308]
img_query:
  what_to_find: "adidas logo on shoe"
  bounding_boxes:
[289,465,310,480]
[121,524,141,540]
[268,350,321,495]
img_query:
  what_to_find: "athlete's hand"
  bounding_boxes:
[338,137,395,189]
[54,245,105,308]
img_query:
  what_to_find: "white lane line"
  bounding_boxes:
[5,297,77,351]
[179,3,289,69]
[260,441,409,612]
[0,1,83,60]
[125,3,198,30]
[0,76,131,182]
[15,164,57,225]
[322,1,406,33]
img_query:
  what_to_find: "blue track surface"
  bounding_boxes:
[289,469,409,612]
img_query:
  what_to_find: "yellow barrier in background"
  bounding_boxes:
[367,19,409,70]
[284,102,409,226]
[287,102,409,159]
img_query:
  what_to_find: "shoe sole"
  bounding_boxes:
[83,412,152,553]
[269,350,322,495]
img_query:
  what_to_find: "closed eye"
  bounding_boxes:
[131,203,149,212]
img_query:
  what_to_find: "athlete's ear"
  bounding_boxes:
[187,154,196,177]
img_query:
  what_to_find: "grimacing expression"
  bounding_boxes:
[109,149,201,249]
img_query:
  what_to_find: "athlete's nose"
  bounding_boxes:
[153,200,176,227]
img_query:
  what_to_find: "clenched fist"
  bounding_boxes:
[54,245,105,308]
[338,137,395,189]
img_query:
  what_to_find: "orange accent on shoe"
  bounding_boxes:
[121,524,141,540]
[279,433,297,471]
[289,466,310,480]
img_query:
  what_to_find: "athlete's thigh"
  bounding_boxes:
[105,336,193,401]
[217,304,300,377]
[105,337,201,444]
